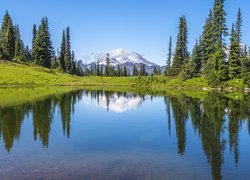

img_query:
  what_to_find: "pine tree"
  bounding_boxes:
[24,45,32,62]
[123,66,128,76]
[65,27,72,73]
[117,64,121,77]
[140,64,146,76]
[1,11,15,60]
[59,30,66,71]
[200,10,214,69]
[166,36,172,76]
[105,53,110,76]
[228,24,241,79]
[31,24,37,61]
[189,40,202,77]
[235,8,242,45]
[205,0,228,85]
[97,60,101,76]
[206,44,228,85]
[180,58,191,81]
[14,25,25,62]
[71,51,76,74]
[33,17,53,68]
[171,16,188,76]
[153,67,158,75]
[242,54,250,86]
[133,65,139,76]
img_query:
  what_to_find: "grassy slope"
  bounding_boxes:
[0,61,84,86]
[0,61,246,91]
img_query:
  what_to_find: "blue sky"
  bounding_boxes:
[0,0,250,65]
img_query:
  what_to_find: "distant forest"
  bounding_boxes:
[0,0,250,86]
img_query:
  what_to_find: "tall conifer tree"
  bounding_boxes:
[171,16,188,76]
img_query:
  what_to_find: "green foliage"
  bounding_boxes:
[59,30,66,71]
[140,63,146,76]
[179,58,191,81]
[171,16,188,76]
[65,27,72,73]
[242,57,250,87]
[189,40,202,77]
[1,11,15,60]
[228,24,241,79]
[200,10,213,68]
[165,36,172,76]
[105,53,111,76]
[206,45,228,86]
[33,17,53,68]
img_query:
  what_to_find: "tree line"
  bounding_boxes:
[165,0,250,86]
[0,11,152,77]
[0,11,83,76]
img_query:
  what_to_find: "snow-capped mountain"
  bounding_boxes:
[81,49,164,75]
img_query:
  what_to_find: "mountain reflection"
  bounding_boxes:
[1,90,250,179]
[84,90,149,113]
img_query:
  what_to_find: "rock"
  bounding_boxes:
[202,87,208,91]
[245,88,250,93]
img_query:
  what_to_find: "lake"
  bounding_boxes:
[0,88,250,180]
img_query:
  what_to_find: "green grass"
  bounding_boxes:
[0,61,84,86]
[0,61,247,92]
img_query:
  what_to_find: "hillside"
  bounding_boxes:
[0,61,84,86]
[0,60,246,92]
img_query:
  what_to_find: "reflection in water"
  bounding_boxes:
[165,94,250,180]
[0,90,250,179]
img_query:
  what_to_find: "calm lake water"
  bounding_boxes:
[0,89,250,180]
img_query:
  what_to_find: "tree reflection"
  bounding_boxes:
[1,89,250,180]
[0,105,30,152]
[164,93,250,180]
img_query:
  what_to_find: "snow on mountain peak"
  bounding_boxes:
[88,49,157,67]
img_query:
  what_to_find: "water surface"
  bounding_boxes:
[0,89,250,180]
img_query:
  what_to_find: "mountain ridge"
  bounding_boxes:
[80,49,165,75]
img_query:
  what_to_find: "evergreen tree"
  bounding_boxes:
[105,53,110,76]
[59,30,66,71]
[171,16,188,76]
[97,60,100,76]
[189,40,202,77]
[166,36,172,76]
[153,67,158,75]
[140,64,146,76]
[33,17,53,68]
[235,8,242,45]
[133,65,139,76]
[206,44,228,85]
[14,25,25,62]
[180,58,191,81]
[65,27,72,73]
[24,45,32,62]
[228,24,241,79]
[205,0,228,85]
[123,66,128,76]
[117,64,122,77]
[51,49,59,69]
[76,61,83,76]
[1,11,15,60]
[71,51,76,74]
[31,24,37,61]
[242,55,250,86]
[200,10,214,69]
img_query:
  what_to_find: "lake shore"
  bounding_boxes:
[0,61,248,93]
